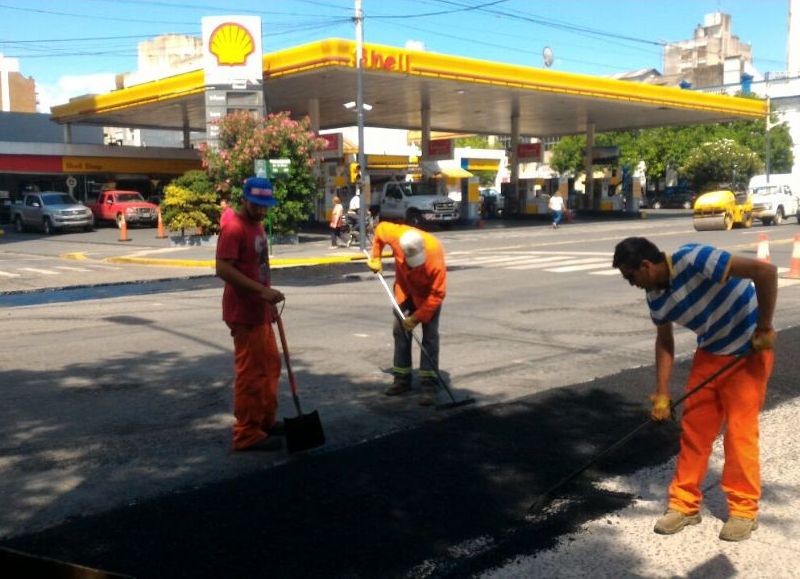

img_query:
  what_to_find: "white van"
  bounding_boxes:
[748,173,800,225]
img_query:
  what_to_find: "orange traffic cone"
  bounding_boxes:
[786,234,800,279]
[756,233,770,262]
[155,209,167,239]
[118,213,131,242]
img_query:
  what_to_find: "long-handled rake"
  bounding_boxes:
[366,257,475,410]
[526,354,746,520]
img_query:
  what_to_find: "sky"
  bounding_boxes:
[0,0,791,112]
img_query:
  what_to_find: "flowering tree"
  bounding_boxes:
[201,111,328,235]
[680,138,762,191]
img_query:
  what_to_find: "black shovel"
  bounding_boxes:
[276,314,325,453]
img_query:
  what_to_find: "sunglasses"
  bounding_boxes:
[621,263,642,283]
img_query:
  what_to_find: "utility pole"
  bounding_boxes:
[355,0,367,251]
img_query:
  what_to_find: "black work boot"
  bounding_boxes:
[385,376,411,396]
[418,380,437,406]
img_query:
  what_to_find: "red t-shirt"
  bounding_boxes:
[216,213,272,325]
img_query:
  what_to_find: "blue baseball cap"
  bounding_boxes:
[243,177,278,207]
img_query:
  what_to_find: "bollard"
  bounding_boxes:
[786,234,800,279]
[756,233,770,263]
[155,208,167,239]
[118,213,131,242]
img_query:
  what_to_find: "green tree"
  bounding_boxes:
[161,170,219,235]
[549,135,585,175]
[202,111,328,235]
[454,135,504,149]
[680,138,762,190]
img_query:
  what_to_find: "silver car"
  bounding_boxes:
[13,191,94,234]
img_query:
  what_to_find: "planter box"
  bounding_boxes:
[169,234,218,247]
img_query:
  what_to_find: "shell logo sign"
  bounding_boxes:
[209,23,254,66]
[202,15,262,86]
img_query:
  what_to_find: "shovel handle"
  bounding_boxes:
[275,314,303,415]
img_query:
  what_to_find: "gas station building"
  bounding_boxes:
[45,37,766,218]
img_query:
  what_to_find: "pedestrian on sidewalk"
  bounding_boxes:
[329,195,344,249]
[367,222,446,406]
[613,237,777,541]
[215,177,286,452]
[548,194,565,229]
[219,195,235,230]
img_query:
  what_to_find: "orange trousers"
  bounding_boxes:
[668,347,773,519]
[227,322,281,450]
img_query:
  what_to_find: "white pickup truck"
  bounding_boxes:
[749,174,800,225]
[374,180,459,226]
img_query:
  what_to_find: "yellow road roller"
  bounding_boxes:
[692,189,753,231]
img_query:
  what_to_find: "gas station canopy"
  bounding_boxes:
[51,38,766,136]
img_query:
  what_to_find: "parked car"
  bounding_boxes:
[479,187,505,218]
[86,189,159,228]
[650,188,697,209]
[12,191,94,234]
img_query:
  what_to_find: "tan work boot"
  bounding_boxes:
[653,509,702,535]
[719,516,758,542]
[384,377,411,396]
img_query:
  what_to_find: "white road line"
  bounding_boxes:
[590,269,623,276]
[54,266,91,272]
[545,262,615,273]
[0,270,21,277]
[508,257,607,271]
[18,267,59,275]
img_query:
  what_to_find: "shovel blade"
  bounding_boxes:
[284,410,325,453]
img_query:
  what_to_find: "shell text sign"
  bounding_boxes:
[209,23,255,66]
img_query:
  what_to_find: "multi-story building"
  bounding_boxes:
[0,54,37,113]
[662,12,756,89]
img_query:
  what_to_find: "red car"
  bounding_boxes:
[87,190,159,228]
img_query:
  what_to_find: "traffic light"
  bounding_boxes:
[350,163,362,184]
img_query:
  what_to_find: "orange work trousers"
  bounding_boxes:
[668,347,773,519]
[227,322,281,450]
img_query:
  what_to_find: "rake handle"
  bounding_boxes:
[275,314,303,416]
[528,353,746,515]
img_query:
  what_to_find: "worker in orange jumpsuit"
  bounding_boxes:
[216,177,285,452]
[613,237,776,541]
[368,222,446,406]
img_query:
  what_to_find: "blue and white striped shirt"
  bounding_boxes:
[647,244,757,355]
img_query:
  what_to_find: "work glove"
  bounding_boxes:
[367,257,382,273]
[402,314,419,332]
[649,393,672,422]
[752,328,776,351]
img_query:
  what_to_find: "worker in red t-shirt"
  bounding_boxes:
[216,177,285,452]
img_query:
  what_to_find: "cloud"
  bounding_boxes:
[36,73,117,113]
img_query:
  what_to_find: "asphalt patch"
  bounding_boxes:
[3,327,799,578]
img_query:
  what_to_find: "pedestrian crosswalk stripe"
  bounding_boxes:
[54,266,92,272]
[590,269,622,276]
[18,267,59,275]
[0,270,21,277]
[508,257,607,271]
[545,261,613,273]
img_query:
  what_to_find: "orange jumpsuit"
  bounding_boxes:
[670,348,773,519]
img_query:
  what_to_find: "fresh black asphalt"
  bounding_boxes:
[3,325,798,578]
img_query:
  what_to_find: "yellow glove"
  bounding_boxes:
[752,328,776,351]
[367,257,382,273]
[650,393,672,422]
[402,314,419,332]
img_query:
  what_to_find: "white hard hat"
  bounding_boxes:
[399,230,426,268]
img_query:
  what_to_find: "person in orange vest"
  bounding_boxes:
[368,222,446,406]
[216,177,285,452]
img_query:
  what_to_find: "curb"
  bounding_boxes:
[101,250,393,269]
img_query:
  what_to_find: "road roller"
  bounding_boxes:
[692,189,753,231]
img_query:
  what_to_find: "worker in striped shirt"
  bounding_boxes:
[613,237,777,542]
